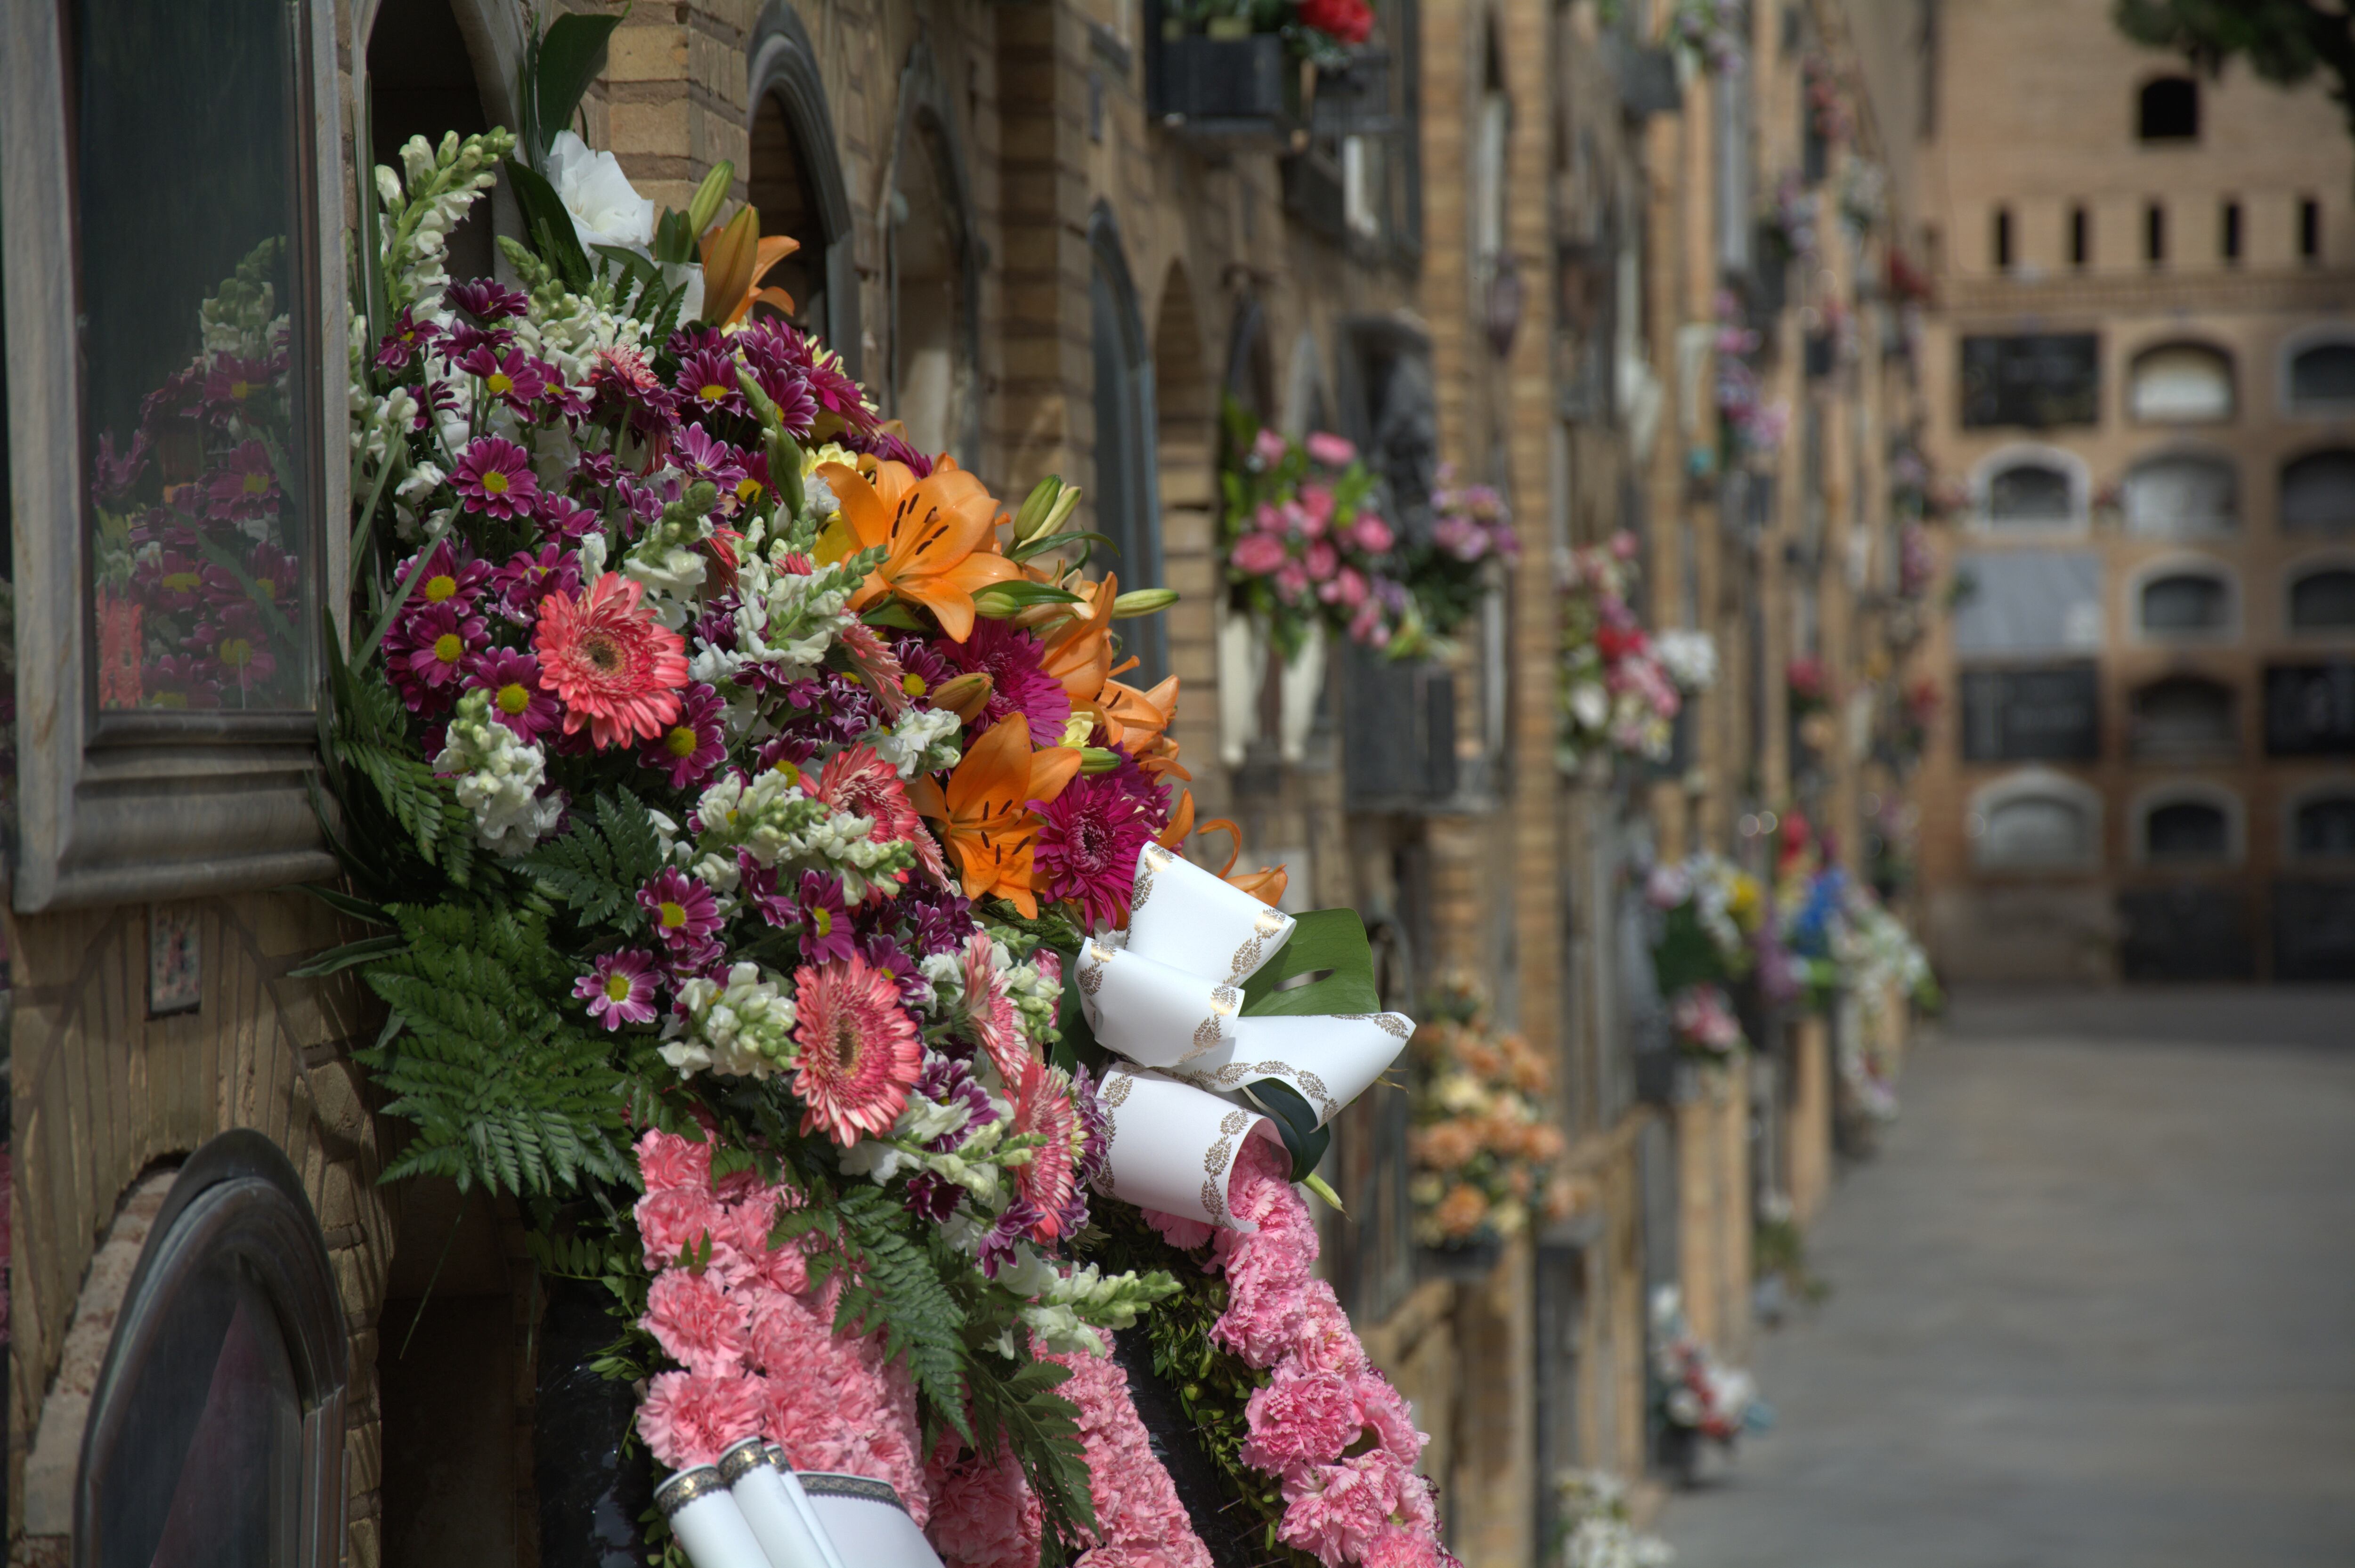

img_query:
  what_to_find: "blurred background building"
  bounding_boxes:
[1912,0,2355,983]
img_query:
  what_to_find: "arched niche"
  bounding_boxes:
[748,1,860,372]
[2289,562,2355,635]
[885,41,981,465]
[2133,784,2242,866]
[2281,448,2355,534]
[1971,444,2087,532]
[2123,450,2236,538]
[1225,295,1277,427]
[2289,787,2355,858]
[2128,341,2235,424]
[1089,204,1166,683]
[2136,75,2198,142]
[75,1132,348,1568]
[2284,332,2355,415]
[2131,556,2236,641]
[2128,673,2236,760]
[1970,769,2102,873]
[364,0,521,283]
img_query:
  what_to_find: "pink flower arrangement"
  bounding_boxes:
[1669,982,1745,1055]
[1037,1329,1213,1568]
[1221,416,1409,658]
[533,573,690,748]
[633,1129,930,1515]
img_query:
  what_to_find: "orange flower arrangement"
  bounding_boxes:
[909,715,1082,918]
[817,458,1025,641]
[1407,978,1570,1247]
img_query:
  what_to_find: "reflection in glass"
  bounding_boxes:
[97,1267,301,1568]
[77,0,314,711]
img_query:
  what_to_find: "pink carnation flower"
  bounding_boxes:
[1230,532,1290,577]
[1278,1454,1405,1567]
[1294,1280,1370,1377]
[636,1185,723,1270]
[925,1439,1042,1568]
[643,1268,753,1379]
[1242,1368,1366,1473]
[1305,431,1357,468]
[637,1369,767,1471]
[636,1127,713,1194]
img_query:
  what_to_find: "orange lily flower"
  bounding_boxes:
[1198,817,1289,908]
[699,207,799,328]
[1036,573,1120,703]
[908,716,1082,917]
[1086,673,1188,784]
[818,458,1025,642]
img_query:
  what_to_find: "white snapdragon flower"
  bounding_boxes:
[432,690,565,854]
[869,705,963,779]
[662,961,796,1079]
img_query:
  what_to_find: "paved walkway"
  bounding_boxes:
[1654,987,2355,1568]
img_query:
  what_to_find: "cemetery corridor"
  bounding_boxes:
[1653,987,2355,1568]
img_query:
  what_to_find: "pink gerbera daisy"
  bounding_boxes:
[1031,771,1155,929]
[959,931,1030,1088]
[813,743,948,890]
[789,955,924,1145]
[1009,1060,1086,1243]
[636,681,728,789]
[534,574,690,749]
[453,435,540,519]
[943,620,1071,743]
[575,948,661,1031]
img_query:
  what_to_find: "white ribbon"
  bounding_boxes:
[1079,843,1413,1228]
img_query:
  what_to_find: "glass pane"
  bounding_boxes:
[2281,450,2355,533]
[2292,570,2355,630]
[1984,797,2087,867]
[2291,344,2355,406]
[2141,574,2225,631]
[2124,457,2235,536]
[77,0,315,712]
[2147,802,2228,861]
[1987,463,2071,524]
[99,1263,303,1568]
[2296,797,2355,857]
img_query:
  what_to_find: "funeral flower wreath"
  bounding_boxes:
[284,17,1455,1568]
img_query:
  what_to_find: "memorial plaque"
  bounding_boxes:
[2263,660,2355,757]
[2118,884,2252,981]
[1960,333,2101,429]
[1959,662,2102,761]
[1341,645,1459,808]
[2274,879,2355,981]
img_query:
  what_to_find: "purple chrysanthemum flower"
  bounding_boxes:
[736,851,795,928]
[674,348,746,420]
[452,436,539,519]
[491,542,583,623]
[403,539,494,615]
[575,949,661,1031]
[943,620,1072,742]
[856,932,932,1010]
[843,423,933,477]
[896,881,976,957]
[536,493,600,541]
[447,279,531,322]
[892,636,958,708]
[394,601,488,708]
[204,440,280,523]
[374,307,439,372]
[439,322,510,362]
[796,871,856,965]
[457,345,550,412]
[636,682,729,789]
[977,1196,1048,1277]
[638,867,724,956]
[1071,1064,1113,1189]
[902,1172,962,1223]
[675,423,748,494]
[768,671,881,750]
[1031,772,1155,929]
[463,647,560,739]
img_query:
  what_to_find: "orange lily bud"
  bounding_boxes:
[933,671,995,721]
[1227,865,1290,908]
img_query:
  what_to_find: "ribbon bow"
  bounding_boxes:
[1075,843,1413,1229]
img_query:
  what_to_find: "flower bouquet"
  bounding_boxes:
[1645,855,1761,1059]
[1556,533,1681,773]
[1393,466,1521,654]
[1219,400,1412,662]
[319,29,1453,1568]
[1165,0,1375,65]
[1405,980,1570,1267]
[1648,1287,1766,1484]
[1552,1471,1672,1568]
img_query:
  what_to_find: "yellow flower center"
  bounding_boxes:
[665,724,699,758]
[659,901,687,929]
[771,759,801,786]
[604,971,635,1002]
[481,470,510,496]
[487,372,514,396]
[218,637,254,667]
[162,571,201,593]
[154,691,188,709]
[736,476,763,503]
[433,632,463,664]
[424,573,457,602]
[698,384,728,404]
[810,907,832,937]
[902,673,927,696]
[254,577,277,600]
[242,470,271,497]
[229,379,252,400]
[496,681,531,716]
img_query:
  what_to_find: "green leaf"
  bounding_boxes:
[1239,906,1379,1018]
[291,882,393,928]
[504,157,593,291]
[288,933,410,978]
[534,11,624,156]
[515,788,667,934]
[1006,530,1118,565]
